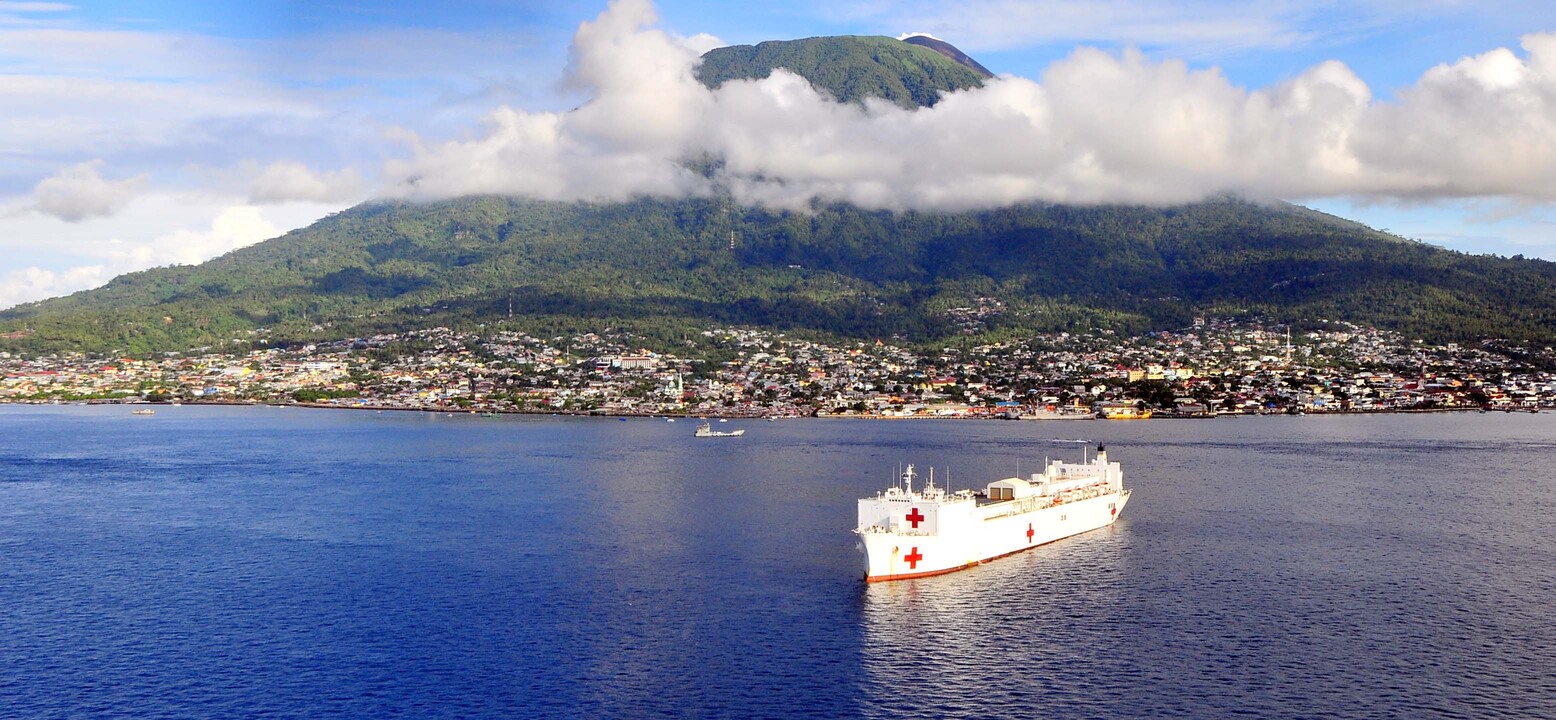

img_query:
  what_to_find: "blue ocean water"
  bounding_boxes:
[1,405,1553,718]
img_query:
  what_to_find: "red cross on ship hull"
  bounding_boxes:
[865,544,1059,582]
[857,469,1131,582]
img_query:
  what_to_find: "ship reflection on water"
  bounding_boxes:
[856,527,1133,718]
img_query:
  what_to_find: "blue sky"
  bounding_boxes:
[5,0,1556,308]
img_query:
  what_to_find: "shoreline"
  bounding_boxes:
[2,398,1543,419]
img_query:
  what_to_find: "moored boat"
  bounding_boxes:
[1017,405,1095,421]
[695,420,745,437]
[1099,404,1152,420]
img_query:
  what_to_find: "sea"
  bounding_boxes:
[1,404,1553,719]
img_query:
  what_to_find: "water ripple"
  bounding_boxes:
[0,406,1552,718]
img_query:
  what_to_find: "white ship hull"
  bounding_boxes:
[856,490,1128,581]
[854,450,1130,582]
[695,421,745,437]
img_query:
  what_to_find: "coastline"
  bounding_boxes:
[1,398,1541,419]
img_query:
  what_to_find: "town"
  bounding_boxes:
[3,318,1554,417]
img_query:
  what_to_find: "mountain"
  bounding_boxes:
[900,35,994,78]
[4,36,1556,356]
[5,195,1555,355]
[696,35,987,108]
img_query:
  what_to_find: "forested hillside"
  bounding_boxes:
[4,195,1554,355]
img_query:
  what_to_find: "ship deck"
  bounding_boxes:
[977,483,1121,519]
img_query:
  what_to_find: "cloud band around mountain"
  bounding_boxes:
[382,0,1556,213]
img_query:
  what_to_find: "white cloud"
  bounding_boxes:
[247,161,365,204]
[0,2,73,11]
[0,205,276,310]
[381,1,1556,213]
[0,74,329,174]
[0,20,572,198]
[0,192,341,309]
[0,264,106,311]
[676,32,725,55]
[1350,33,1556,200]
[29,160,145,221]
[0,28,247,82]
[385,0,713,202]
[107,205,280,269]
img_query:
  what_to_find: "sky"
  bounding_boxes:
[6,0,1556,309]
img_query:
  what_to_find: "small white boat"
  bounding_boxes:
[131,408,155,416]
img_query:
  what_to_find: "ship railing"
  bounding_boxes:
[982,485,1124,520]
[856,524,933,536]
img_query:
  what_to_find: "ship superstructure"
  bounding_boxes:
[854,447,1130,581]
[695,420,745,437]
